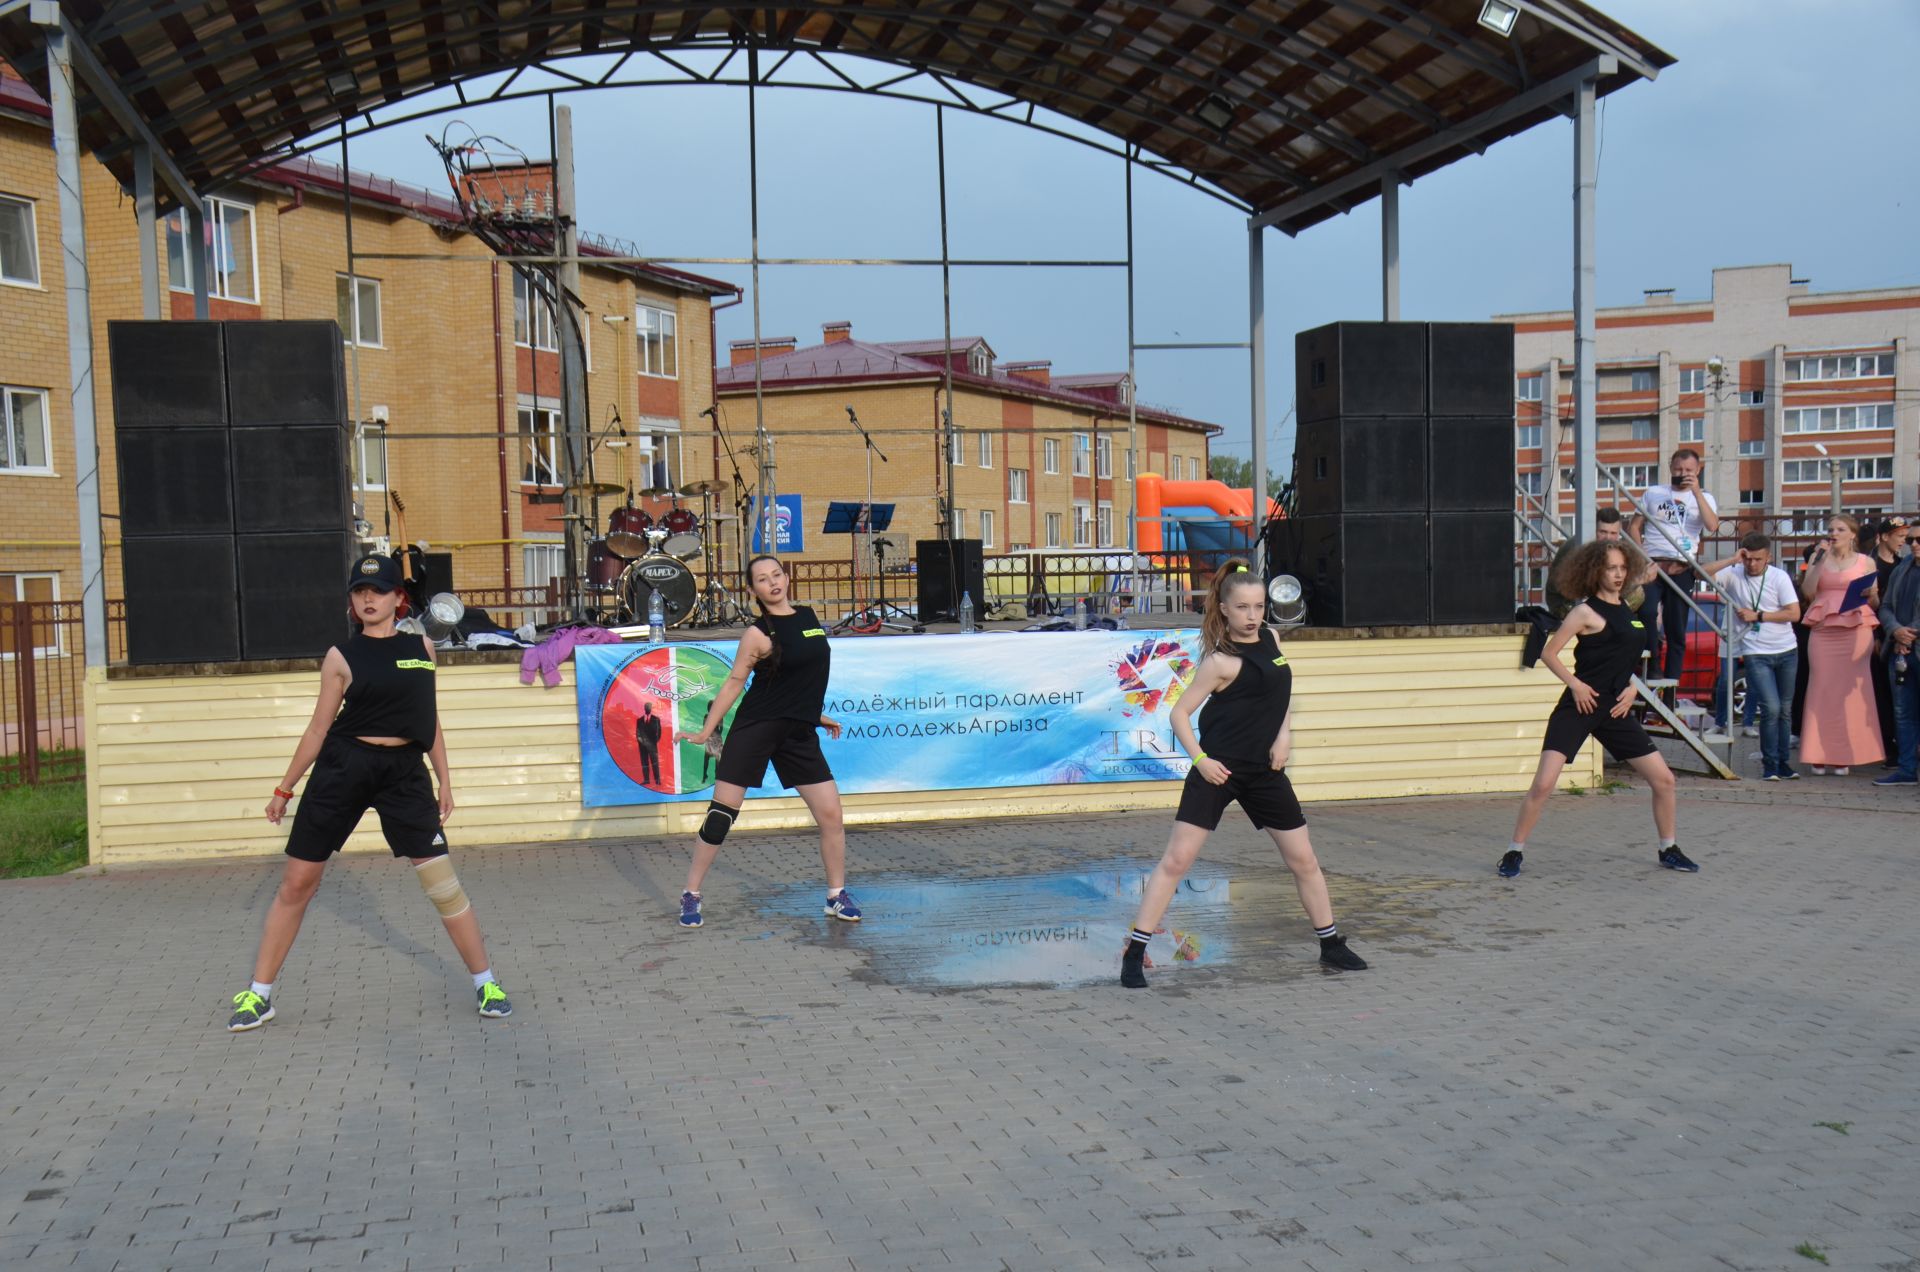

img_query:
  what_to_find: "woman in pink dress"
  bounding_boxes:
[1798,515,1883,774]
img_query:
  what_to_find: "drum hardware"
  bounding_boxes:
[621,553,698,628]
[679,479,728,497]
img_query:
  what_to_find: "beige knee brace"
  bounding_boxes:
[414,855,471,919]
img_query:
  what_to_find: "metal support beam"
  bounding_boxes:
[186,198,209,317]
[132,143,159,318]
[1252,57,1618,232]
[554,104,588,497]
[1247,221,1268,576]
[1380,173,1401,321]
[1571,70,1599,542]
[38,19,107,667]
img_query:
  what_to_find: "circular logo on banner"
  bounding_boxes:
[599,646,734,795]
[1112,635,1199,717]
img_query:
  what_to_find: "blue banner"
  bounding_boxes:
[575,628,1205,807]
[749,494,805,554]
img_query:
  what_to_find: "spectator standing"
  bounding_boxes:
[1798,515,1883,775]
[1867,517,1909,763]
[1630,449,1720,682]
[1873,532,1920,786]
[1709,534,1801,778]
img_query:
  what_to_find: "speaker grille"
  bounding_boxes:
[123,536,240,664]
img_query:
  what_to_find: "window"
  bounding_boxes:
[1517,425,1542,449]
[1739,389,1766,407]
[948,426,966,466]
[165,197,256,301]
[522,542,565,593]
[1627,417,1656,441]
[335,274,382,347]
[1560,468,1574,488]
[1738,439,1766,457]
[1043,438,1060,474]
[1679,417,1704,443]
[355,423,387,490]
[1740,489,1764,506]
[1606,463,1659,490]
[1785,353,1895,381]
[951,507,966,538]
[637,418,680,491]
[0,573,59,658]
[1784,457,1893,483]
[1629,369,1657,393]
[1518,471,1543,496]
[1072,433,1090,477]
[1009,542,1030,553]
[1045,512,1062,548]
[1,387,51,473]
[1783,403,1895,433]
[518,403,561,485]
[636,304,677,377]
[1009,468,1029,503]
[513,270,558,350]
[977,431,992,468]
[1072,502,1092,547]
[979,509,995,548]
[1096,436,1112,479]
[1096,502,1112,547]
[968,346,989,376]
[1517,374,1543,402]
[0,194,37,286]
[1679,368,1707,393]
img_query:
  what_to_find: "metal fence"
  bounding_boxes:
[0,600,125,786]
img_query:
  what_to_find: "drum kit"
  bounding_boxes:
[571,477,748,628]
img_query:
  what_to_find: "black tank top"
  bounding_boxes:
[1566,595,1643,700]
[1196,628,1293,763]
[734,605,831,726]
[329,632,438,747]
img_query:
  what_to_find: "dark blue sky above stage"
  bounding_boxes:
[325,0,1918,469]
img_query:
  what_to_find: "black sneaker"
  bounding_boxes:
[1120,945,1148,989]
[1657,846,1699,873]
[476,982,513,1017]
[1497,849,1524,878]
[1779,766,1801,780]
[227,990,274,1032]
[1318,936,1369,971]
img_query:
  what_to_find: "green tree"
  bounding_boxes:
[1208,455,1283,497]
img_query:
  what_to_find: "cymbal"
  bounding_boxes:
[564,481,624,497]
[679,479,728,496]
[557,512,592,522]
[635,485,674,498]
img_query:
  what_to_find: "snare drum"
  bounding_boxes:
[584,538,625,592]
[606,506,653,558]
[660,507,702,561]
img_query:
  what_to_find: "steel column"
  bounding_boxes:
[1380,173,1400,321]
[186,198,209,318]
[747,46,777,556]
[1571,73,1598,543]
[1247,221,1268,575]
[132,143,159,318]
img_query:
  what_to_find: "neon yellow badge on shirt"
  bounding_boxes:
[395,658,435,670]
[802,628,826,637]
[1271,654,1289,667]
[1629,621,1645,629]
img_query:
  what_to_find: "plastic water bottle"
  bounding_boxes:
[647,588,665,644]
[958,591,976,634]
[1073,596,1087,630]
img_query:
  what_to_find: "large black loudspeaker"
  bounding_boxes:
[1428,323,1515,417]
[122,536,241,664]
[916,539,985,622]
[1296,322,1427,423]
[108,322,227,427]
[116,429,233,536]
[225,321,348,426]
[238,532,354,660]
[1430,512,1514,625]
[231,425,351,532]
[1294,417,1427,517]
[1274,514,1430,628]
[1427,417,1514,512]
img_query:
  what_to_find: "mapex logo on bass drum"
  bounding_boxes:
[640,562,682,582]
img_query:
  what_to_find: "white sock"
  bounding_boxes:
[250,980,274,999]
[1659,838,1676,849]
[472,969,495,990]
[1508,841,1525,853]
[827,887,844,899]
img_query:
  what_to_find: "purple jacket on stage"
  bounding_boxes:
[520,625,622,688]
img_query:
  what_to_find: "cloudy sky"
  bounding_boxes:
[321,0,1920,472]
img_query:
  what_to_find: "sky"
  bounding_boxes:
[317,0,1920,473]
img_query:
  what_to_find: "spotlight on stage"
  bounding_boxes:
[422,592,466,642]
[1196,93,1235,133]
[1477,0,1519,37]
[1267,573,1307,628]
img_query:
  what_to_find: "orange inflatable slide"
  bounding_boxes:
[1134,473,1280,554]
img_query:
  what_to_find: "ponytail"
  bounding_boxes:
[1200,558,1264,655]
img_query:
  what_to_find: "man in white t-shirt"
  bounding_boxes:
[1708,532,1802,778]
[1630,448,1720,681]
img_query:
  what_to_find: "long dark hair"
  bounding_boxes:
[746,553,785,674]
[1200,558,1267,655]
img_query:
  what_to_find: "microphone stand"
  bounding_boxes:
[842,407,921,633]
[703,404,755,625]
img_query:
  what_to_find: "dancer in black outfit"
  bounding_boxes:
[681,555,857,927]
[226,553,512,1031]
[1501,538,1691,878]
[1121,561,1367,988]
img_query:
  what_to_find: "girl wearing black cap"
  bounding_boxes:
[225,552,512,1031]
[1120,560,1367,989]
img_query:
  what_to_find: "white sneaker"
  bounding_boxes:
[1700,730,1732,744]
[1741,726,1760,737]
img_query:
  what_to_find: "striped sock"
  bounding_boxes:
[1126,927,1152,949]
[1314,923,1338,941]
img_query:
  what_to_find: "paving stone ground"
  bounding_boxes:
[3,771,1917,1272]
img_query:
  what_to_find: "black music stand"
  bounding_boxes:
[824,501,921,633]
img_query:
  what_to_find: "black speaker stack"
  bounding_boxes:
[110,320,353,664]
[915,539,985,623]
[1273,321,1514,628]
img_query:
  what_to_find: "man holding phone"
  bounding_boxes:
[1630,448,1720,681]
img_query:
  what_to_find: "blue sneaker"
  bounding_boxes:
[679,891,703,928]
[1779,766,1801,780]
[825,889,862,922]
[1871,771,1918,787]
[1658,846,1700,872]
[1762,771,1782,782]
[1497,850,1523,878]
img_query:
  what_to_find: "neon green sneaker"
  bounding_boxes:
[476,981,513,1018]
[227,989,274,1032]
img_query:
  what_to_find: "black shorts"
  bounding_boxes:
[1541,701,1658,763]
[1174,761,1307,833]
[714,717,834,791]
[284,735,448,862]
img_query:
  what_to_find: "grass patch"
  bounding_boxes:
[1794,1242,1829,1264]
[1598,779,1631,795]
[0,780,87,879]
[1564,783,1587,796]
[1813,1121,1852,1135]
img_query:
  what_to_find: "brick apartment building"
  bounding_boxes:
[1503,264,1920,537]
[716,323,1218,567]
[0,66,734,621]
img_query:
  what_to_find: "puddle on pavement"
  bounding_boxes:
[765,860,1464,990]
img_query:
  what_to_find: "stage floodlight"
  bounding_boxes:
[1268,574,1307,627]
[1478,0,1520,37]
[326,69,358,99]
[1196,93,1235,132]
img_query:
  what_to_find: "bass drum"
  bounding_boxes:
[621,554,697,628]
[606,506,653,558]
[660,506,702,561]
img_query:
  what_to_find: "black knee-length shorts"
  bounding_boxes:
[714,717,834,790]
[1174,761,1307,833]
[1541,701,1658,763]
[284,735,448,862]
